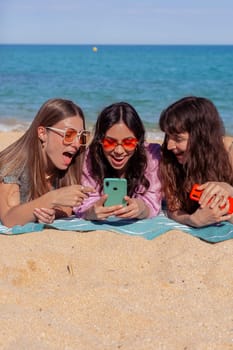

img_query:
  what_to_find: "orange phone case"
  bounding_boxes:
[190,184,233,214]
[190,184,202,201]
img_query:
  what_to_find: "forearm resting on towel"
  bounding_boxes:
[0,183,74,227]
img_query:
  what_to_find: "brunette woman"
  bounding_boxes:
[159,96,233,227]
[0,98,93,227]
[75,101,162,220]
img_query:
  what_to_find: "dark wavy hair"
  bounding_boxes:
[159,96,233,213]
[88,101,149,196]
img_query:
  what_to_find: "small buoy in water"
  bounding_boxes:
[92,46,98,52]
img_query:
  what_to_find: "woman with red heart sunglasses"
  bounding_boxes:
[74,101,162,220]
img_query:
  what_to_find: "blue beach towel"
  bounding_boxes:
[1,213,233,243]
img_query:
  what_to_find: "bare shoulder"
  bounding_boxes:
[0,182,20,221]
[0,182,20,200]
[223,136,233,169]
[223,135,233,152]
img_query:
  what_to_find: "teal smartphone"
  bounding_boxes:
[103,178,127,206]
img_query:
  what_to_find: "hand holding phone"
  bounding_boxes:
[103,178,127,206]
[190,183,233,214]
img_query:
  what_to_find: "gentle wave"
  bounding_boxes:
[1,44,233,135]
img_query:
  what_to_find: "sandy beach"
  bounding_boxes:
[1,132,233,349]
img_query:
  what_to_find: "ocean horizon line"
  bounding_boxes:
[1,43,233,47]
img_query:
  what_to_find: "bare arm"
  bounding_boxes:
[0,182,94,227]
[168,209,199,227]
[168,205,232,228]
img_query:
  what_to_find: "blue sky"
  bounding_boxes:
[1,0,233,44]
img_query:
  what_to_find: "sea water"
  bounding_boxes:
[0,44,233,138]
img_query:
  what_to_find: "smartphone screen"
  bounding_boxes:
[103,178,127,206]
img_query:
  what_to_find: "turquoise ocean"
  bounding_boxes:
[0,44,233,139]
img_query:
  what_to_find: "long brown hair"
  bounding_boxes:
[159,96,233,213]
[0,98,86,200]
